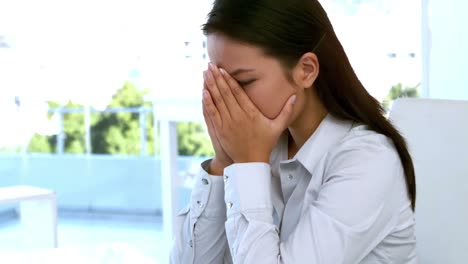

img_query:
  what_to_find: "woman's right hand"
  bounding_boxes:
[202,76,233,176]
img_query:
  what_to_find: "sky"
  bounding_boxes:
[0,0,420,104]
[0,0,422,148]
[0,0,212,106]
[0,0,212,147]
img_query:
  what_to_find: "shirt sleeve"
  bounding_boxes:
[222,145,404,263]
[170,159,233,264]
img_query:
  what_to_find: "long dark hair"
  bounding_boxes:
[202,0,416,210]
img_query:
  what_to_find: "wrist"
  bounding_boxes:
[209,158,229,176]
[234,154,270,164]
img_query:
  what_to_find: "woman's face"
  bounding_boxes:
[206,34,298,120]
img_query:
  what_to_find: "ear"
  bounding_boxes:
[292,52,319,89]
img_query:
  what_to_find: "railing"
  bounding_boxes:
[0,153,205,215]
[48,106,154,155]
[0,99,205,257]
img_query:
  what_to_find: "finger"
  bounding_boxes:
[272,94,297,130]
[209,64,240,115]
[220,68,259,116]
[202,93,219,137]
[203,81,222,127]
[204,70,232,120]
[202,101,217,139]
[203,88,223,129]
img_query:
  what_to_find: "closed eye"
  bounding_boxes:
[237,79,256,87]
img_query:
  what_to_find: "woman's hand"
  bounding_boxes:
[203,63,296,164]
[202,81,234,175]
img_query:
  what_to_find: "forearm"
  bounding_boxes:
[171,160,230,264]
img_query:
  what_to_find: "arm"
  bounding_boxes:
[223,146,402,263]
[170,160,233,264]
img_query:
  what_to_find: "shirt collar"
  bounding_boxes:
[286,114,354,176]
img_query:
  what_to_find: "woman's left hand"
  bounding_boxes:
[203,63,297,164]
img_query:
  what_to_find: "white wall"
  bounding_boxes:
[425,0,468,99]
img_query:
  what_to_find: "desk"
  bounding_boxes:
[0,185,58,249]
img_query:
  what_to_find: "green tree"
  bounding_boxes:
[27,80,214,157]
[177,122,214,157]
[92,81,213,157]
[28,133,53,153]
[61,101,87,153]
[27,100,88,154]
[382,83,420,111]
[91,81,153,155]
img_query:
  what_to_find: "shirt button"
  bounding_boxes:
[224,175,229,183]
[201,178,209,185]
[197,200,204,208]
[227,201,233,209]
[288,174,294,180]
[189,240,193,248]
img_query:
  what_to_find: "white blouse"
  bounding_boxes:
[170,114,418,264]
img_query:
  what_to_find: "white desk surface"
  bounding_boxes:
[0,186,55,204]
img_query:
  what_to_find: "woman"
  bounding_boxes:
[171,0,417,263]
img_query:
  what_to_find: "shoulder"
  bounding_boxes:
[331,123,399,161]
[324,123,403,184]
[312,123,410,228]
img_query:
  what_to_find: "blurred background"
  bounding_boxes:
[0,0,466,263]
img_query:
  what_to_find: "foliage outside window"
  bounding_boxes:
[27,81,215,157]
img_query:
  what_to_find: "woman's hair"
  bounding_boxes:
[202,0,416,210]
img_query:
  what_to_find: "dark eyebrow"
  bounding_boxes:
[229,68,255,77]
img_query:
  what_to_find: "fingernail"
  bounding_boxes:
[290,95,297,105]
[220,68,226,75]
[206,70,213,81]
[209,62,218,72]
[203,89,209,99]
